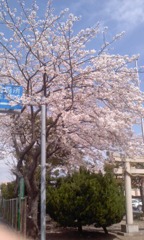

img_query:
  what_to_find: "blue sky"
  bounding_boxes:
[50,0,144,79]
[51,0,144,55]
[3,0,144,80]
[1,0,144,183]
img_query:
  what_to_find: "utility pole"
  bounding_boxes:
[41,72,47,240]
[135,60,144,142]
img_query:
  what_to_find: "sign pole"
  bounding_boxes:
[41,72,47,240]
[40,104,46,240]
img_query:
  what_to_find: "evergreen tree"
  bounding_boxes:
[94,172,125,233]
[46,168,125,233]
[1,182,16,199]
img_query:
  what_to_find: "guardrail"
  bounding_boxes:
[0,197,27,236]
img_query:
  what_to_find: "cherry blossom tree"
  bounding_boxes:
[0,0,144,238]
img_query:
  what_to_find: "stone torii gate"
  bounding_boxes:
[114,155,144,234]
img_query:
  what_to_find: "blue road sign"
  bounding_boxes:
[0,84,23,113]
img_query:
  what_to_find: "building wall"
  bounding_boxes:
[132,188,140,197]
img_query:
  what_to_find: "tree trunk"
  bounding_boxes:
[26,194,39,239]
[102,226,108,234]
[77,221,82,232]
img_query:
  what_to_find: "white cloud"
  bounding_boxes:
[104,0,144,30]
[62,0,144,32]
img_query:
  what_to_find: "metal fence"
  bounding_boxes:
[0,197,27,236]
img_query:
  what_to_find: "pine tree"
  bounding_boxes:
[46,168,125,233]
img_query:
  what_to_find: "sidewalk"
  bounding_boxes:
[1,213,144,240]
[108,219,144,240]
[45,219,144,240]
[114,235,144,240]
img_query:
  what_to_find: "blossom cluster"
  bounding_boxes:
[0,0,144,170]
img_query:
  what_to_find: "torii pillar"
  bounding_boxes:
[121,160,139,233]
[113,155,144,234]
